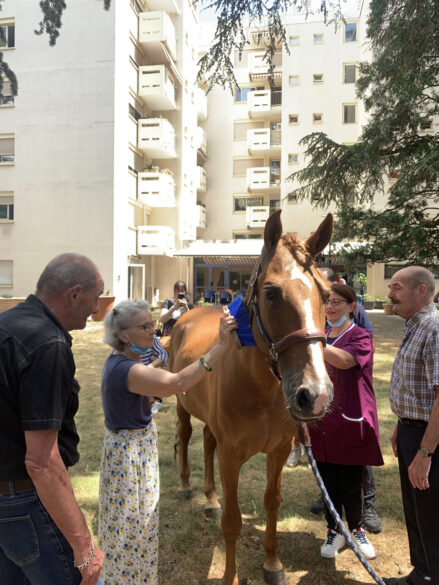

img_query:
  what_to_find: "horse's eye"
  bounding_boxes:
[264,287,281,303]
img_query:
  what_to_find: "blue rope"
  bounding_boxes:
[304,445,386,585]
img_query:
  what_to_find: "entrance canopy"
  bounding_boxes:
[174,239,263,264]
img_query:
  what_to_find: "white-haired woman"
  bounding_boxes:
[98,300,236,585]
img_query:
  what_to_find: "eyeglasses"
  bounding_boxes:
[131,322,155,333]
[323,298,349,306]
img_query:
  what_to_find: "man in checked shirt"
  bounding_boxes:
[383,267,439,585]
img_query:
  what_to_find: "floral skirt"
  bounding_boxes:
[98,422,159,585]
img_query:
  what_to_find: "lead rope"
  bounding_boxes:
[298,426,386,585]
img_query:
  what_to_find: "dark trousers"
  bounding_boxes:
[317,461,364,531]
[362,465,376,505]
[397,422,439,582]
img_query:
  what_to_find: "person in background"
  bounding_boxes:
[98,299,236,585]
[0,253,104,585]
[310,284,383,560]
[160,281,191,336]
[203,282,216,304]
[383,267,439,585]
[306,268,382,533]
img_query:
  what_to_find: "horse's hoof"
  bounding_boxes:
[263,568,286,585]
[205,506,222,519]
[178,489,192,501]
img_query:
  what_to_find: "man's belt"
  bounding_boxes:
[398,417,428,429]
[0,478,35,495]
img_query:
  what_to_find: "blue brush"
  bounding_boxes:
[227,296,256,348]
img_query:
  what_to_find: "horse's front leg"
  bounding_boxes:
[176,398,192,500]
[203,424,221,518]
[217,446,243,585]
[263,444,291,585]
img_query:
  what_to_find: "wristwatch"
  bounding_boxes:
[418,446,434,457]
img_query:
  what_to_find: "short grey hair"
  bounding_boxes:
[36,253,99,296]
[104,299,150,351]
[400,266,435,297]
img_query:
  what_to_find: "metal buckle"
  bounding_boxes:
[269,343,278,363]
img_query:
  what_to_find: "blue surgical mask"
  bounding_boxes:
[130,343,150,355]
[327,314,348,328]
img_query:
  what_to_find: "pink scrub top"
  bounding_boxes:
[309,323,384,467]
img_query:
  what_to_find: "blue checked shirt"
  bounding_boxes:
[390,304,439,421]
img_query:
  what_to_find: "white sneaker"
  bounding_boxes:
[286,445,303,467]
[321,529,346,558]
[352,527,375,559]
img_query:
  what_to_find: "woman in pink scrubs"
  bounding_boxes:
[309,284,384,560]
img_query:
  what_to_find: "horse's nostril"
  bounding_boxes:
[296,387,312,412]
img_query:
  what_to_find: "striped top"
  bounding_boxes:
[390,303,439,420]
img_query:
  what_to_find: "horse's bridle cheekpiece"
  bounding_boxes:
[247,257,326,381]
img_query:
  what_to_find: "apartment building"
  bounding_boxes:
[0,0,205,302]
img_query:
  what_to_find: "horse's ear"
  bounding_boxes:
[264,210,283,252]
[305,214,333,257]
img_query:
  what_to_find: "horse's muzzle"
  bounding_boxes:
[287,382,333,421]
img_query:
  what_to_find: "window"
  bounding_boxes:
[344,64,356,84]
[420,118,433,131]
[313,33,323,43]
[235,87,252,103]
[269,197,280,214]
[234,196,263,212]
[289,75,299,86]
[0,135,14,163]
[389,170,399,180]
[344,22,357,42]
[313,73,324,84]
[289,114,299,124]
[0,194,14,221]
[0,23,15,49]
[0,260,13,286]
[313,113,323,123]
[0,78,14,106]
[288,153,298,164]
[287,193,297,204]
[270,159,280,183]
[289,35,299,46]
[128,103,142,121]
[343,104,356,124]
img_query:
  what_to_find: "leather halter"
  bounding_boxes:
[247,256,326,381]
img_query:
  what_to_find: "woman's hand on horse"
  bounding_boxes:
[218,313,238,345]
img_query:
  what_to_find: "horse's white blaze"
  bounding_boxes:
[290,262,312,290]
[303,298,327,385]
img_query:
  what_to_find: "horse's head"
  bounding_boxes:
[246,210,333,421]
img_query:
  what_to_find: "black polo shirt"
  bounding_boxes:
[0,295,80,480]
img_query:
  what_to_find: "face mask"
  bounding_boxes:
[130,342,150,355]
[327,314,348,328]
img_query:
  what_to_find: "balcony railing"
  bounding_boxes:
[196,88,207,121]
[137,225,175,256]
[248,51,282,81]
[247,128,282,154]
[196,166,207,192]
[247,167,281,191]
[139,11,176,61]
[196,126,207,156]
[246,206,269,228]
[248,89,282,119]
[138,65,176,110]
[137,117,176,159]
[196,204,206,229]
[137,171,176,207]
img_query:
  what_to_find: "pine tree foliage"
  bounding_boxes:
[290,0,439,264]
[0,0,111,97]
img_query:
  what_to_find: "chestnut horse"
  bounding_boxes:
[169,211,334,585]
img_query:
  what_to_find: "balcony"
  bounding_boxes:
[196,166,207,192]
[196,204,207,229]
[139,11,176,62]
[246,206,269,228]
[248,51,282,83]
[137,118,176,159]
[248,89,282,119]
[137,171,176,207]
[196,88,207,121]
[196,127,207,157]
[247,167,281,191]
[147,0,178,13]
[138,65,176,111]
[247,128,281,154]
[137,225,175,256]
